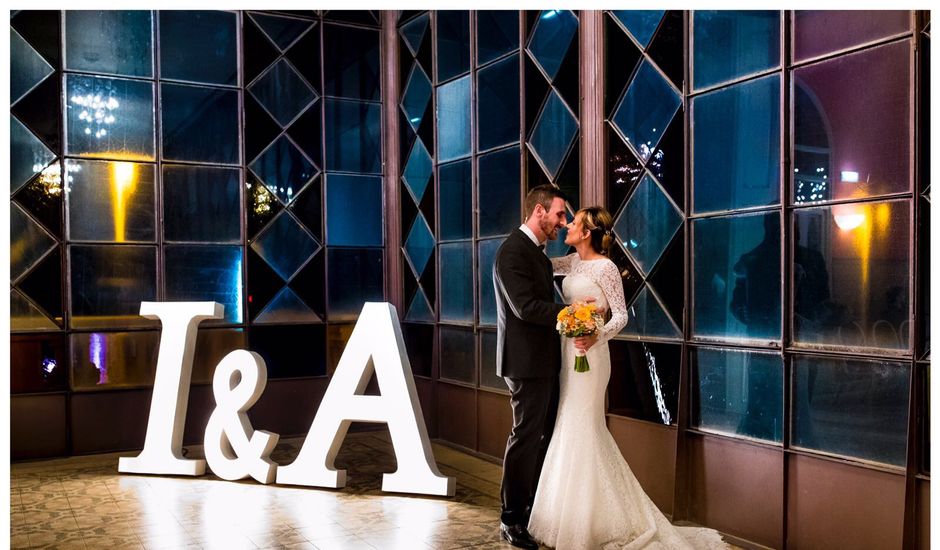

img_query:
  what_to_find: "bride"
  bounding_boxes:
[527,206,728,550]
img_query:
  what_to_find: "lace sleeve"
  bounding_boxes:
[551,253,577,275]
[597,260,628,344]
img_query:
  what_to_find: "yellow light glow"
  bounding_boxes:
[111,161,138,242]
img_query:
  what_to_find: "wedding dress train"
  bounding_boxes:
[528,254,728,550]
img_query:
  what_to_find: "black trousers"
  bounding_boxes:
[500,376,559,526]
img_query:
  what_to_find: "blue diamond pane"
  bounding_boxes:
[250,12,314,51]
[611,10,665,49]
[406,288,434,323]
[255,286,321,324]
[529,90,578,179]
[251,212,320,281]
[401,64,432,132]
[400,13,429,56]
[249,59,317,127]
[11,202,56,281]
[404,214,435,277]
[11,30,54,104]
[250,136,317,205]
[612,60,681,162]
[402,139,433,203]
[621,285,680,339]
[527,10,578,81]
[11,115,55,194]
[614,174,681,275]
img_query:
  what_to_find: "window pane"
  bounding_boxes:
[478,56,520,152]
[251,212,320,282]
[250,325,327,379]
[793,40,911,204]
[164,245,244,324]
[693,212,781,342]
[11,203,56,282]
[792,355,910,466]
[477,11,519,65]
[65,10,153,77]
[608,340,679,425]
[529,90,578,179]
[440,326,475,384]
[249,58,318,128]
[163,165,241,242]
[11,334,69,394]
[402,139,433,203]
[247,12,314,52]
[11,28,54,104]
[478,146,521,238]
[325,174,383,247]
[437,75,472,162]
[792,200,911,351]
[436,10,470,81]
[70,331,159,389]
[11,289,58,332]
[327,248,384,321]
[793,10,911,62]
[692,74,780,213]
[402,323,433,378]
[478,238,504,327]
[11,116,55,194]
[323,99,382,174]
[527,10,578,82]
[621,286,681,339]
[401,64,432,133]
[692,10,780,90]
[69,245,157,329]
[323,24,380,101]
[65,74,155,161]
[613,174,682,276]
[161,83,239,164]
[400,13,429,56]
[693,347,782,443]
[404,214,435,278]
[480,331,506,390]
[438,159,472,240]
[249,135,317,206]
[611,10,665,49]
[159,10,237,85]
[440,242,473,323]
[66,159,156,243]
[611,60,681,163]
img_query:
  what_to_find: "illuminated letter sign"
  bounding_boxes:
[277,302,455,496]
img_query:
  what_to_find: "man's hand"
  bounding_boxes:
[574,334,599,352]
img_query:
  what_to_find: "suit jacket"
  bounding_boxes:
[493,228,561,378]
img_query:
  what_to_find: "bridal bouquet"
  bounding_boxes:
[556,301,604,373]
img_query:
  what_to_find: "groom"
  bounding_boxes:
[493,184,569,549]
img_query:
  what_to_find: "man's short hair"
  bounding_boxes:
[523,184,567,218]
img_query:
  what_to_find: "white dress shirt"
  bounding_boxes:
[519,224,544,248]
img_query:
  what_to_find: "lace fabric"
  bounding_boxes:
[529,254,729,550]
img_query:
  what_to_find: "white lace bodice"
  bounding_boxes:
[551,253,629,344]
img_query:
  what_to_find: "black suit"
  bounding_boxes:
[493,228,562,527]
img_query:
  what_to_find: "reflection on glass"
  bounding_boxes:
[402,139,433,203]
[478,56,520,152]
[11,289,59,332]
[404,214,435,277]
[324,24,380,100]
[10,333,69,393]
[693,74,780,213]
[255,286,320,324]
[611,60,680,162]
[438,160,473,240]
[793,40,910,204]
[608,340,679,424]
[11,29,54,103]
[401,64,432,132]
[66,159,155,243]
[249,58,318,128]
[480,330,507,390]
[11,203,56,282]
[159,11,238,85]
[406,288,435,323]
[611,10,665,49]
[163,165,241,242]
[440,326,475,383]
[478,146,521,237]
[477,11,519,65]
[249,135,317,205]
[165,245,244,324]
[692,10,780,90]
[66,74,155,161]
[792,355,909,466]
[529,90,578,179]
[440,242,473,323]
[162,83,239,164]
[614,175,682,275]
[621,286,680,339]
[323,99,382,173]
[437,76,472,162]
[436,10,471,82]
[527,10,578,81]
[693,347,782,442]
[478,238,504,326]
[793,200,910,351]
[69,245,157,329]
[325,174,383,247]
[793,10,911,62]
[327,248,384,321]
[65,11,153,77]
[11,115,56,194]
[693,212,781,342]
[70,331,160,389]
[251,212,320,282]
[400,13,429,56]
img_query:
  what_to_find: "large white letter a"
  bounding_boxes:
[277,302,455,496]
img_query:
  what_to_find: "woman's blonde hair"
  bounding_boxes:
[576,206,615,255]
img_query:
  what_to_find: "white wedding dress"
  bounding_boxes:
[528,253,728,550]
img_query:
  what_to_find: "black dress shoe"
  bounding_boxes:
[499,522,539,550]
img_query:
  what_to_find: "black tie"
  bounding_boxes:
[538,244,545,251]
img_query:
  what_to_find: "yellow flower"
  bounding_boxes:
[575,308,592,322]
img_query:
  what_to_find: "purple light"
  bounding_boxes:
[41,358,56,378]
[89,333,108,385]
